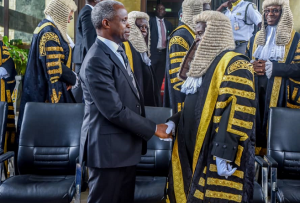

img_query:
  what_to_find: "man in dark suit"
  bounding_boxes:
[149,4,173,93]
[79,1,172,203]
[72,0,100,102]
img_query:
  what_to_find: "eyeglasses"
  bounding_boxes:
[136,25,148,30]
[264,9,281,14]
[69,16,73,21]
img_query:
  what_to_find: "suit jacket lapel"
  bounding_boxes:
[96,39,140,101]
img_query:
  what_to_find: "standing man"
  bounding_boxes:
[217,0,261,54]
[167,11,256,203]
[79,1,172,203]
[164,0,210,113]
[72,0,101,103]
[247,0,300,155]
[17,0,77,135]
[149,4,173,92]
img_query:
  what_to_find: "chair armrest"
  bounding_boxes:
[0,151,14,163]
[255,156,268,167]
[0,148,3,155]
[264,155,278,203]
[264,155,278,167]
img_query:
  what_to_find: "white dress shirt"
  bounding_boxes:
[224,0,261,41]
[97,36,126,68]
[156,17,167,49]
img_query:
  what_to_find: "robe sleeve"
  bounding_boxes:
[167,35,189,112]
[211,59,256,163]
[39,32,75,103]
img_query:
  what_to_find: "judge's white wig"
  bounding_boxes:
[128,11,150,56]
[181,0,211,32]
[181,11,235,79]
[44,0,77,43]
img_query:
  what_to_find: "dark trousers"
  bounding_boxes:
[87,165,137,203]
[72,64,83,103]
[151,50,166,90]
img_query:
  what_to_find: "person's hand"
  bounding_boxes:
[0,67,9,79]
[216,157,237,179]
[67,85,72,91]
[221,1,232,9]
[252,60,266,75]
[155,124,173,139]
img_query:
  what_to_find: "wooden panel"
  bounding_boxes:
[119,0,141,12]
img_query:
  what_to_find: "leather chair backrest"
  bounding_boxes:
[0,102,8,151]
[268,107,300,179]
[137,107,173,177]
[18,102,84,176]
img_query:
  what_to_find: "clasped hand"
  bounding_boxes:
[252,60,266,75]
[215,157,237,179]
[155,124,173,140]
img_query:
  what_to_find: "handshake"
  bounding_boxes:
[154,121,175,141]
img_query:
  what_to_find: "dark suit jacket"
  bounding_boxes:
[79,38,156,168]
[73,5,97,66]
[149,16,173,55]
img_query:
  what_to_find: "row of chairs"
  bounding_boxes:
[0,102,299,202]
[0,102,172,203]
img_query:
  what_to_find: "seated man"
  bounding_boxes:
[0,34,16,153]
[247,0,300,155]
[122,11,160,106]
[167,11,256,203]
[17,0,78,136]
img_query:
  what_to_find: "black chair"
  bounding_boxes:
[0,102,8,155]
[264,107,300,203]
[253,156,268,203]
[134,106,173,203]
[0,102,84,203]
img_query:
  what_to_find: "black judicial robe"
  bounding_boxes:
[164,22,195,113]
[167,51,256,203]
[17,19,75,136]
[247,29,300,154]
[0,41,16,152]
[122,41,160,106]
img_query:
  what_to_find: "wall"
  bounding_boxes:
[118,0,141,12]
[290,0,300,33]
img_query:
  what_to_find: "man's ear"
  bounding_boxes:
[102,19,110,29]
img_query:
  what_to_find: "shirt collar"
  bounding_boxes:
[86,4,93,10]
[97,36,120,53]
[156,16,164,21]
[230,0,242,11]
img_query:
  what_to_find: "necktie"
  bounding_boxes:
[117,46,139,98]
[160,19,166,48]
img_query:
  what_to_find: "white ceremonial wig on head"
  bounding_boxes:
[180,11,235,79]
[44,0,77,43]
[181,0,211,32]
[128,11,151,56]
[256,0,293,46]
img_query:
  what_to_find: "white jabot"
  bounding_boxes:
[253,26,285,61]
[181,77,203,95]
[140,52,151,66]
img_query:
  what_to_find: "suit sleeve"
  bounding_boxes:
[211,59,256,163]
[82,11,96,51]
[39,32,75,103]
[85,56,156,141]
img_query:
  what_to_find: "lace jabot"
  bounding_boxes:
[181,77,202,95]
[253,25,285,61]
